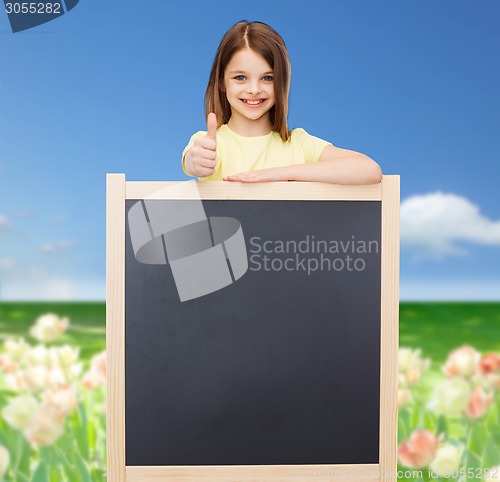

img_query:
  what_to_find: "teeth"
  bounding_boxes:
[243,100,263,105]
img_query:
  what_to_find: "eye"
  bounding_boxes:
[235,75,246,81]
[262,76,273,82]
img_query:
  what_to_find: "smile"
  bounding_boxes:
[240,99,266,106]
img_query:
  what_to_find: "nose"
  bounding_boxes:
[246,80,262,95]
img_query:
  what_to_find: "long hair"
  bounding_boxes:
[205,21,291,141]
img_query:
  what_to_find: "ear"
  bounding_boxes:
[218,77,226,93]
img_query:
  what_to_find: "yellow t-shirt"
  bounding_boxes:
[181,124,332,181]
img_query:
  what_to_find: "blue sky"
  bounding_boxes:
[1,0,499,300]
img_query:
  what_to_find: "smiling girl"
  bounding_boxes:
[182,21,382,184]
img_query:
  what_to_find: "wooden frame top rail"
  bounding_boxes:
[125,180,383,200]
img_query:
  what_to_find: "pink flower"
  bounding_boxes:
[23,403,65,446]
[81,370,102,390]
[477,354,500,375]
[442,345,480,378]
[465,386,493,419]
[486,374,500,391]
[81,351,106,391]
[42,385,79,418]
[90,351,106,379]
[398,430,444,469]
[477,354,500,391]
[0,354,18,373]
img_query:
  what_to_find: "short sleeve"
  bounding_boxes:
[181,131,222,181]
[291,128,332,163]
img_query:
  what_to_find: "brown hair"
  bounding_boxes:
[205,20,291,141]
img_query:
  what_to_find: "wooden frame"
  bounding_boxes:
[106,174,399,482]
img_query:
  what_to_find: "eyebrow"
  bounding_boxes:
[228,70,274,75]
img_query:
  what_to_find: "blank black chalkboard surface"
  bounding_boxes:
[106,175,400,482]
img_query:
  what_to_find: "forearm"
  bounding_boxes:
[285,154,382,185]
[223,149,382,184]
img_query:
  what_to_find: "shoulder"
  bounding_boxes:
[289,127,318,143]
[289,127,327,144]
[291,127,308,135]
[288,128,333,163]
[290,127,325,138]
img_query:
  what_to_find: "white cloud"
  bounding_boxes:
[400,280,500,301]
[0,213,11,232]
[51,214,65,224]
[0,257,16,273]
[39,240,77,254]
[16,209,33,219]
[1,266,105,300]
[401,192,500,259]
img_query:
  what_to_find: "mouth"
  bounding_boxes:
[240,98,266,107]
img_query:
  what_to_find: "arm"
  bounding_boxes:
[182,114,219,178]
[223,145,382,185]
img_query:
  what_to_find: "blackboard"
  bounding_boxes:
[106,176,399,482]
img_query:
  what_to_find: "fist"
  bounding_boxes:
[184,113,218,177]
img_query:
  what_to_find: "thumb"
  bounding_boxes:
[206,112,217,142]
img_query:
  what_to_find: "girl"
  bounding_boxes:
[182,21,382,184]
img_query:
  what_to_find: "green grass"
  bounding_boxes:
[400,302,500,364]
[1,301,499,361]
[0,302,106,361]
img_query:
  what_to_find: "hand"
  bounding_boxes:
[184,113,218,177]
[223,167,290,183]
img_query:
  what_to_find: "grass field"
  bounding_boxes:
[0,302,106,361]
[0,301,499,481]
[2,301,499,361]
[399,302,500,365]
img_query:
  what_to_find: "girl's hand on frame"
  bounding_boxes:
[223,166,290,183]
[184,113,218,177]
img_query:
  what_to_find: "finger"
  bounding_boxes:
[206,112,217,141]
[191,145,216,161]
[200,149,216,161]
[196,136,217,151]
[200,159,216,169]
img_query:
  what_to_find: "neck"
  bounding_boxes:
[227,114,273,137]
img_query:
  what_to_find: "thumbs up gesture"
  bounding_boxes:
[184,113,218,177]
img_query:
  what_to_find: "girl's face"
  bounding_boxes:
[223,48,275,128]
